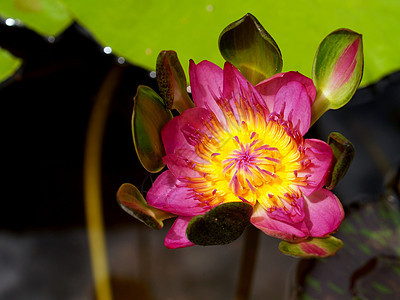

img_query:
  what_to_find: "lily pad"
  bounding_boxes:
[287,187,400,299]
[0,0,71,36]
[60,0,400,87]
[0,47,21,82]
[186,202,253,246]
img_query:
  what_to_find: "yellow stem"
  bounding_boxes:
[84,65,122,300]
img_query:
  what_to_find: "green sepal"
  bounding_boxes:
[325,132,355,190]
[156,50,194,113]
[116,183,176,229]
[279,235,343,258]
[311,29,363,124]
[186,202,253,246]
[218,13,282,85]
[132,85,173,173]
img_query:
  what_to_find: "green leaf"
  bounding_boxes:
[218,13,282,85]
[60,0,400,87]
[132,85,172,173]
[0,47,21,82]
[279,235,343,258]
[186,202,253,246]
[0,0,71,36]
[311,29,363,123]
[116,183,176,229]
[156,50,194,113]
[325,132,355,190]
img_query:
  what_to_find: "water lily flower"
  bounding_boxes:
[146,61,344,249]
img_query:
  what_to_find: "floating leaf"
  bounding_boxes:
[287,190,400,300]
[132,85,172,173]
[116,183,175,229]
[312,29,363,123]
[219,13,282,85]
[325,132,355,190]
[60,0,400,87]
[186,202,253,246]
[0,0,71,36]
[156,50,193,113]
[0,47,21,82]
[279,235,343,258]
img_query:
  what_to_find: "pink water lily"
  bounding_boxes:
[146,60,344,249]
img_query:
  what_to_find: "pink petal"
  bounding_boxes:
[161,114,190,155]
[250,204,309,241]
[178,107,212,146]
[273,80,311,135]
[222,62,252,99]
[165,216,195,249]
[255,71,316,113]
[267,197,305,224]
[146,170,209,216]
[303,189,344,237]
[189,60,224,122]
[299,139,333,196]
[330,38,360,90]
[222,62,269,117]
[162,153,201,178]
[161,107,212,179]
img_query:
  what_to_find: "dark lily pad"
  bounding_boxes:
[219,13,282,85]
[286,181,400,300]
[186,202,253,246]
[116,183,176,230]
[325,132,355,190]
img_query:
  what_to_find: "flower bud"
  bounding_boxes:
[311,29,363,124]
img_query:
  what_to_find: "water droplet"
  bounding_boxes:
[5,18,16,26]
[186,86,192,93]
[103,46,112,54]
[149,71,156,78]
[117,57,125,64]
[145,48,152,56]
[47,36,55,43]
[206,4,214,12]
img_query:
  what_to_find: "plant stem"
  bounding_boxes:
[84,65,122,300]
[235,226,260,300]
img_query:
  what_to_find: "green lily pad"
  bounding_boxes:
[279,235,343,258]
[116,183,176,229]
[0,0,71,36]
[325,132,355,190]
[132,85,172,173]
[219,13,282,85]
[0,47,21,82]
[186,202,253,246]
[59,0,400,87]
[156,50,193,113]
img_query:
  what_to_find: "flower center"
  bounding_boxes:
[182,95,310,212]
